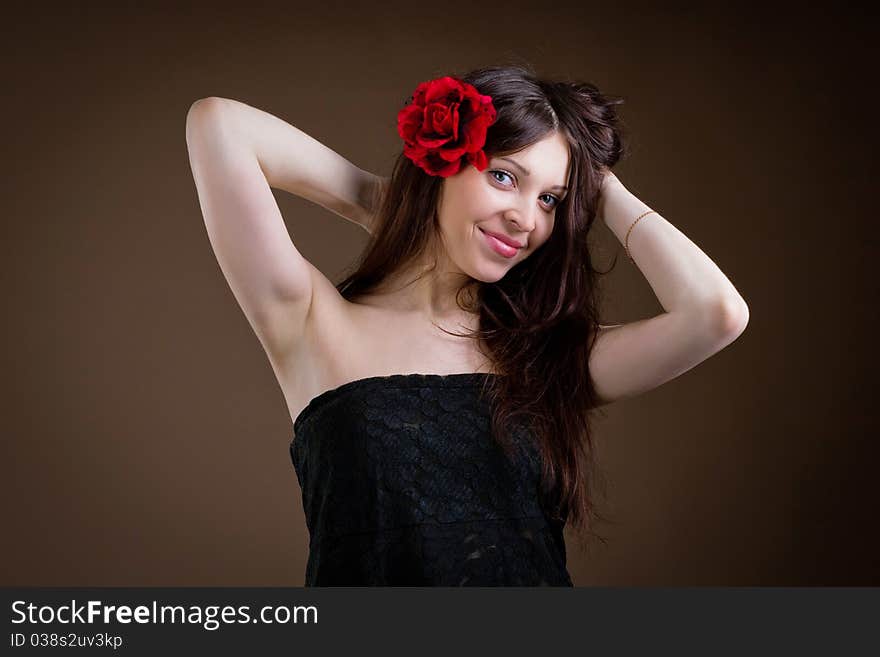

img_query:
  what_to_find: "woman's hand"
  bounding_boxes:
[358,174,389,236]
[597,169,623,222]
[601,169,619,188]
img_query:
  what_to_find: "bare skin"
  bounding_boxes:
[275,285,495,429]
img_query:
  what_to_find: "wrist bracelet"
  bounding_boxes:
[624,209,657,262]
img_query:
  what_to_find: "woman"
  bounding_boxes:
[185,64,749,586]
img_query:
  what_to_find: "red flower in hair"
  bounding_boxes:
[397,76,498,178]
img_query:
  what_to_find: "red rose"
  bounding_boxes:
[397,76,498,178]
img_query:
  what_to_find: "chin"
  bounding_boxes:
[467,263,507,284]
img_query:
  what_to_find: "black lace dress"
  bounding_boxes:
[289,372,573,586]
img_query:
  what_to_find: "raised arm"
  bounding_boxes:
[184,96,383,362]
[212,97,386,234]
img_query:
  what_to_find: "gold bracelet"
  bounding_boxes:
[624,209,657,262]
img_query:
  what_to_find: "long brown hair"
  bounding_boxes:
[337,63,629,551]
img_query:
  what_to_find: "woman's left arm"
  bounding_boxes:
[589,171,749,407]
[600,171,748,318]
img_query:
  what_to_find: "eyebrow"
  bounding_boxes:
[495,157,568,191]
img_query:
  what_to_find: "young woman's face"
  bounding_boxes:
[436,131,571,282]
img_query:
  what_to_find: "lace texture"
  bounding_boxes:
[290,372,573,586]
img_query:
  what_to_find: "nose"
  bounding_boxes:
[503,204,537,236]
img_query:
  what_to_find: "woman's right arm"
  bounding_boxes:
[190,96,383,228]
[185,96,381,361]
[215,97,385,232]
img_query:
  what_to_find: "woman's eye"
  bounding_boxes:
[490,170,559,210]
[490,170,514,185]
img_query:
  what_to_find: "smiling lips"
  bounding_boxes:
[479,227,521,258]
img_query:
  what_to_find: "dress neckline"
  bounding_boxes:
[292,372,499,436]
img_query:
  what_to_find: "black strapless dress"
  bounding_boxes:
[289,372,573,586]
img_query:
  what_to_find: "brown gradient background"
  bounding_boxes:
[2,2,875,586]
